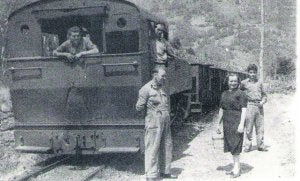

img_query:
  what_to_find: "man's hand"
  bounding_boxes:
[237,124,244,134]
[258,100,266,108]
[75,52,87,64]
[65,53,76,62]
[216,124,222,134]
[75,52,83,59]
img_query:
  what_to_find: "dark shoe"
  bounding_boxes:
[230,170,241,178]
[258,147,268,152]
[160,173,178,179]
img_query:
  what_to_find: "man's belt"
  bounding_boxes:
[247,100,261,106]
[148,109,169,115]
[154,61,168,67]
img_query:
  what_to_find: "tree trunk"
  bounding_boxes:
[259,0,264,81]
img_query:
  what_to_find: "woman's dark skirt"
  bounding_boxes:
[223,110,244,155]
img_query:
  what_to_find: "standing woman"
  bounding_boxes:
[217,73,247,178]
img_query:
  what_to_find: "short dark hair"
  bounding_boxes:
[152,67,159,75]
[67,26,82,36]
[21,25,29,32]
[229,72,241,83]
[151,67,165,75]
[247,64,258,72]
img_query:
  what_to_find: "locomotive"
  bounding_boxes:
[1,0,192,155]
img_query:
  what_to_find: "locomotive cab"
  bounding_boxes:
[2,0,191,155]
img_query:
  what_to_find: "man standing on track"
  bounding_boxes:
[136,68,177,181]
[241,64,268,152]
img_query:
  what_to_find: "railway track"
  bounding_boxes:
[81,165,105,181]
[14,156,105,181]
[15,156,72,181]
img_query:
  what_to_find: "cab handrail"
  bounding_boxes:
[5,51,148,62]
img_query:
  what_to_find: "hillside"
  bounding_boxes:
[0,0,296,79]
[129,0,296,78]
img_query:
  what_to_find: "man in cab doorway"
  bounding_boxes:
[153,24,174,69]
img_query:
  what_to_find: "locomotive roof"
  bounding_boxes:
[8,0,167,24]
[176,49,246,73]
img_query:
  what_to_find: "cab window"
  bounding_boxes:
[105,30,139,54]
[38,15,103,56]
[104,14,139,54]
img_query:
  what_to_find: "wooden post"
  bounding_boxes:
[259,0,265,81]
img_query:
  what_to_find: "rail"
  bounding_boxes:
[81,165,105,181]
[15,156,72,181]
[14,155,106,181]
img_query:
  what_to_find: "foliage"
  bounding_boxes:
[186,48,195,55]
[277,57,295,75]
[0,0,296,82]
[265,74,296,94]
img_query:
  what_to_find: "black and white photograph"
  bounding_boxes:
[0,0,296,180]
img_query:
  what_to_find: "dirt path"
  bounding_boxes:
[0,93,295,180]
[171,93,295,181]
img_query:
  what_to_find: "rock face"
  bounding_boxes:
[0,86,12,113]
[0,85,13,131]
[0,85,47,181]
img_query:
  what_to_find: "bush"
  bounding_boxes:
[277,57,295,75]
[265,74,296,94]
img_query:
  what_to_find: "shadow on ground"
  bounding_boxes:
[27,113,214,178]
[67,153,144,175]
[172,123,202,161]
[172,112,216,162]
[216,162,254,175]
[244,145,271,152]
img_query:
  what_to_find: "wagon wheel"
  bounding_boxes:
[171,94,190,128]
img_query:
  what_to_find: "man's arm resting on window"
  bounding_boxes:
[53,50,72,57]
[78,47,99,57]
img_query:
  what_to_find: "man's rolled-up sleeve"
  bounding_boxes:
[136,88,148,112]
[85,38,98,51]
[55,41,68,53]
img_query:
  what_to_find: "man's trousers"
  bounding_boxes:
[144,110,172,179]
[244,104,265,150]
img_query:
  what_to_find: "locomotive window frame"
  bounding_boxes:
[148,21,156,39]
[104,13,140,54]
[37,15,104,56]
[105,30,139,54]
[6,19,43,57]
[208,69,213,91]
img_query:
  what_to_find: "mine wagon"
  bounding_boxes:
[184,59,247,115]
[186,64,221,114]
[1,0,191,155]
[184,60,211,114]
